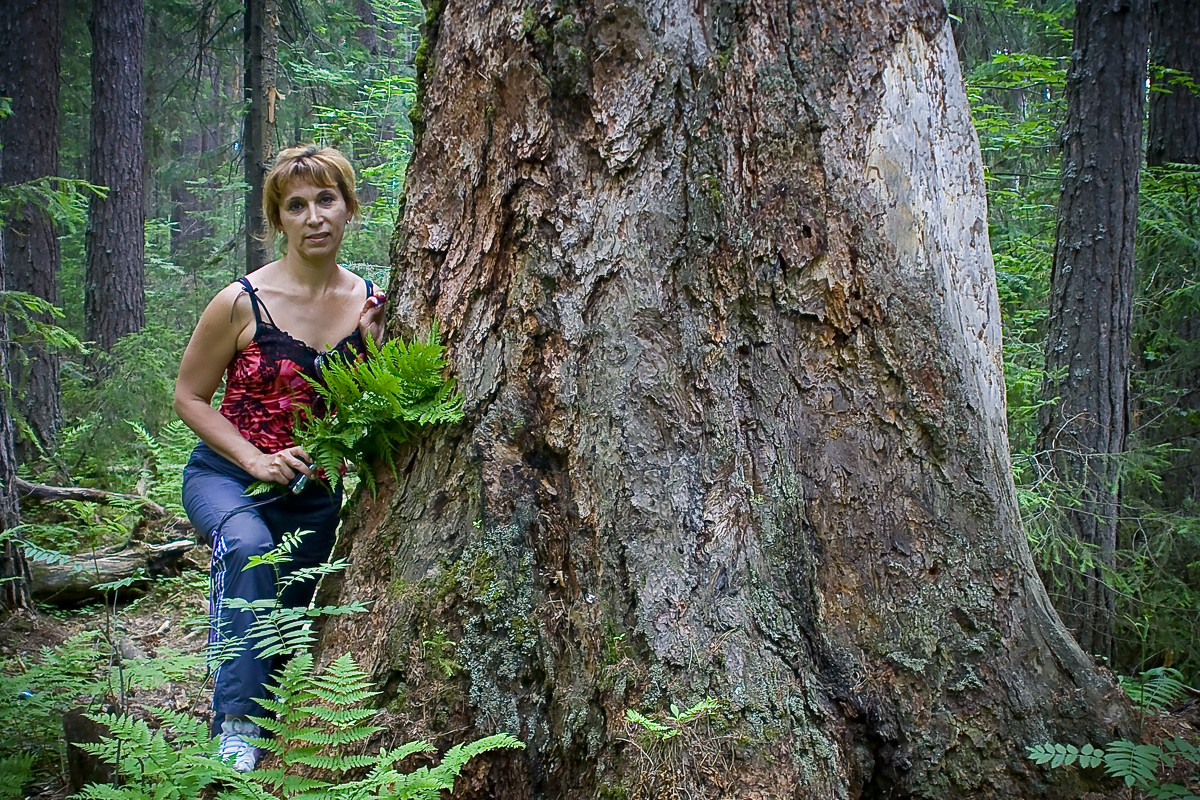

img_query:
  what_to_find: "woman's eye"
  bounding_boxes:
[319,194,336,205]
[288,202,304,212]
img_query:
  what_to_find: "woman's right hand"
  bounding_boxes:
[246,446,314,485]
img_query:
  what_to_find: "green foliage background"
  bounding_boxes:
[954,0,1200,679]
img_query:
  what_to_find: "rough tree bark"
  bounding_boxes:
[244,0,278,274]
[318,1,1126,797]
[0,230,32,612]
[1035,0,1148,662]
[0,0,64,455]
[86,0,146,352]
[1144,0,1200,510]
[1147,0,1200,168]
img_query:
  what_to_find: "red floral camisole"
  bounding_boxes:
[217,276,373,454]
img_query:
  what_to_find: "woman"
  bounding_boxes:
[173,145,385,772]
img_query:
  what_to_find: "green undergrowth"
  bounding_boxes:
[74,651,522,800]
[1,536,523,799]
[1028,667,1200,798]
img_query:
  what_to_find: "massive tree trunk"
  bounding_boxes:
[1147,0,1200,168]
[0,0,63,456]
[86,0,146,352]
[318,1,1126,797]
[243,0,278,274]
[1035,0,1148,662]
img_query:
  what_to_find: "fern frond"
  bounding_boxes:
[293,329,463,491]
[0,753,35,799]
[674,697,722,724]
[625,709,677,740]
[1119,668,1193,713]
[1102,739,1165,788]
[15,540,74,566]
[1026,741,1104,769]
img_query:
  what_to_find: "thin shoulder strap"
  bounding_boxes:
[236,276,277,328]
[364,278,375,297]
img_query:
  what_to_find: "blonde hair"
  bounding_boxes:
[262,145,359,237]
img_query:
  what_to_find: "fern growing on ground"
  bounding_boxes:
[1027,668,1200,798]
[0,631,204,799]
[1119,667,1193,715]
[212,530,369,667]
[1028,737,1199,797]
[74,651,523,800]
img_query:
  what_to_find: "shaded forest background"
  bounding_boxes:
[0,0,1198,791]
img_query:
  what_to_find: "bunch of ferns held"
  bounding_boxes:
[294,327,463,495]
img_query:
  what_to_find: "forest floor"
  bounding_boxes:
[4,542,1200,799]
[1,550,214,799]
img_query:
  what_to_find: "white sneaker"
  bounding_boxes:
[218,717,260,772]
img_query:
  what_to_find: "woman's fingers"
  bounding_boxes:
[249,447,314,485]
[280,447,313,477]
[359,291,387,347]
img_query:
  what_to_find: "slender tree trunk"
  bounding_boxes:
[1036,0,1148,662]
[1144,0,1200,509]
[244,0,278,274]
[86,0,146,353]
[0,229,32,612]
[350,0,384,207]
[1147,0,1200,168]
[0,0,63,457]
[170,133,213,261]
[317,1,1126,797]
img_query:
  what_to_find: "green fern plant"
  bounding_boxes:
[0,754,34,800]
[213,530,368,665]
[0,631,204,800]
[1028,736,1199,796]
[75,708,241,800]
[72,651,523,800]
[624,697,722,741]
[1119,667,1193,714]
[254,649,523,800]
[295,328,463,495]
[128,418,196,510]
[252,651,382,795]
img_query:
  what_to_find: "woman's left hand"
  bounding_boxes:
[359,290,387,348]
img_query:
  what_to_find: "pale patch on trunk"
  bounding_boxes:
[865,23,1007,440]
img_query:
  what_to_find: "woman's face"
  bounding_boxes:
[278,181,352,260]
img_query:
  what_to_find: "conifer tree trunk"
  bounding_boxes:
[170,133,212,261]
[0,0,64,455]
[1147,0,1200,168]
[0,229,32,612]
[1144,0,1200,509]
[86,0,146,352]
[1036,0,1148,662]
[244,0,278,273]
[318,1,1127,797]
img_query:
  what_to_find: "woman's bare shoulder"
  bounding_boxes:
[195,279,256,330]
[337,265,369,294]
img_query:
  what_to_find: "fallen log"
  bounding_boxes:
[14,477,171,518]
[30,539,198,604]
